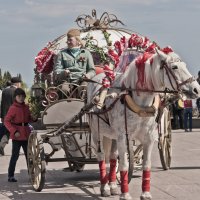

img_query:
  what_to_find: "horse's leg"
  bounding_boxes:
[117,136,132,200]
[108,139,119,195]
[140,140,155,200]
[98,137,111,197]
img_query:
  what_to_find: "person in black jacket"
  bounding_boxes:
[0,77,22,156]
[197,71,200,118]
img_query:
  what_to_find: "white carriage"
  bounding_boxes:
[27,9,172,192]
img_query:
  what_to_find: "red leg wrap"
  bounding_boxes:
[120,171,129,193]
[142,170,150,192]
[99,161,108,184]
[109,159,117,182]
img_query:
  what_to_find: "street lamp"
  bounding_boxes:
[31,83,44,98]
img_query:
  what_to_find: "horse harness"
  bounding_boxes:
[160,60,196,92]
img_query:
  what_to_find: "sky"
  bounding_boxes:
[0,0,200,87]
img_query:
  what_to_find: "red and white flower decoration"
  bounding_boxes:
[35,44,55,74]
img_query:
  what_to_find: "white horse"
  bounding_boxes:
[87,49,200,200]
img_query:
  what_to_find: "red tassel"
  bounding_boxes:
[120,171,129,193]
[142,170,150,192]
[99,161,108,184]
[109,159,117,182]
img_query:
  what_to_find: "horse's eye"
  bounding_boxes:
[172,65,178,70]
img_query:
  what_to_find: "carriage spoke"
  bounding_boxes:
[27,132,46,191]
[159,108,172,170]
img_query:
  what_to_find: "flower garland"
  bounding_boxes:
[102,33,174,91]
[35,43,55,74]
[83,34,107,62]
[84,30,174,90]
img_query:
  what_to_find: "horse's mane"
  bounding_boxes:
[121,52,155,91]
[119,45,178,92]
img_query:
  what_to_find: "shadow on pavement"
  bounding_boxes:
[0,168,104,200]
[155,166,200,170]
[170,166,200,170]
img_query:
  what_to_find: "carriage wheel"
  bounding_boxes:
[127,140,134,183]
[158,109,172,170]
[133,144,143,170]
[117,140,134,184]
[27,131,46,191]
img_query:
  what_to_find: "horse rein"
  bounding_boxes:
[85,77,179,94]
[160,60,196,93]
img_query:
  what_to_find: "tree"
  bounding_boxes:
[18,73,22,81]
[0,69,2,82]
[0,68,25,89]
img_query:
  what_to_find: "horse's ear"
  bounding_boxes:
[155,48,168,61]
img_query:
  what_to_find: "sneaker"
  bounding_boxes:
[0,146,4,156]
[190,129,192,132]
[185,129,189,132]
[8,177,17,182]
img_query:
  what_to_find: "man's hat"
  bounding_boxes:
[11,76,22,84]
[67,28,80,38]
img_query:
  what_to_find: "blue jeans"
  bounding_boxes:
[184,108,192,130]
[8,140,28,178]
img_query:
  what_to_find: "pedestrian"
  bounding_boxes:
[54,28,95,97]
[172,99,184,129]
[0,77,22,156]
[197,97,200,118]
[4,88,37,182]
[196,71,200,117]
[183,98,193,132]
[197,70,200,85]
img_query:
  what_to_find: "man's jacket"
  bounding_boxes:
[1,86,16,120]
[54,48,96,83]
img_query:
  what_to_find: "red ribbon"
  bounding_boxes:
[102,65,115,88]
[142,170,151,192]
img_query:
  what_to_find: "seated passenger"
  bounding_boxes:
[54,28,96,87]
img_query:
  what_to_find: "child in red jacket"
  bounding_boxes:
[4,88,36,182]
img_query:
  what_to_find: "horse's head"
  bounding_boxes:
[156,49,200,99]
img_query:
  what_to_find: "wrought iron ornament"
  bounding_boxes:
[75,9,124,30]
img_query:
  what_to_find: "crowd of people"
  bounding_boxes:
[172,71,200,131]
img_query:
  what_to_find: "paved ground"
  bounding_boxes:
[1,129,200,200]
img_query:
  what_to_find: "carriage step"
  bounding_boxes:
[45,157,97,163]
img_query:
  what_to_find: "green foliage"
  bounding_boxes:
[0,69,29,91]
[82,30,114,66]
[84,34,107,63]
[0,70,11,89]
[28,96,44,118]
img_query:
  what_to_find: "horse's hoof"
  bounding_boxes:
[100,183,111,197]
[140,192,152,200]
[109,182,119,195]
[120,192,132,200]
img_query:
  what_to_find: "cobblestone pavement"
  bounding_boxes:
[0,129,200,200]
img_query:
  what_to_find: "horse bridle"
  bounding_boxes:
[160,60,195,93]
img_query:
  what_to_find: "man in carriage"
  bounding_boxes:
[53,28,96,90]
